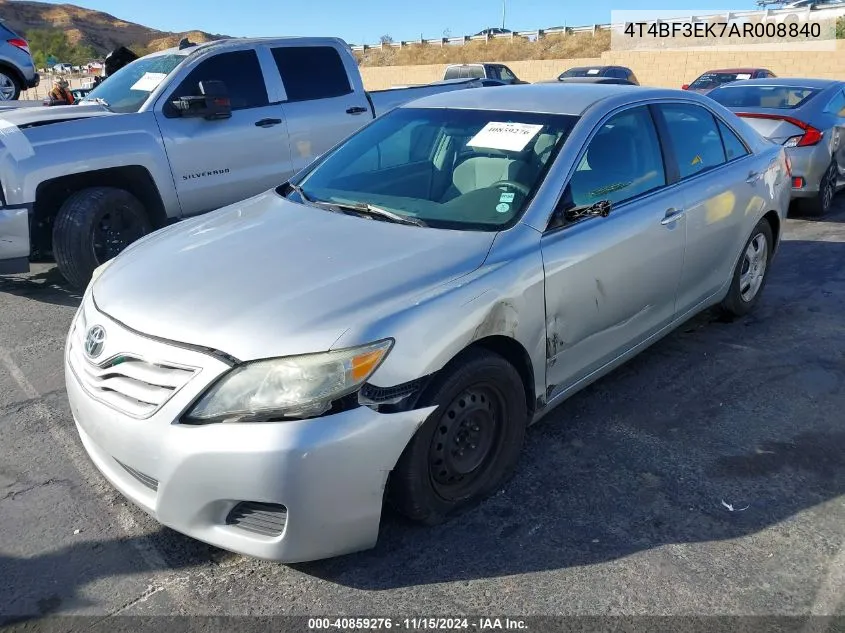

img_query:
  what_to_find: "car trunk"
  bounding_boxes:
[731,107,808,144]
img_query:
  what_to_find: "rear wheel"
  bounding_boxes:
[389,349,527,525]
[719,218,773,318]
[0,70,21,101]
[799,160,837,217]
[52,187,151,289]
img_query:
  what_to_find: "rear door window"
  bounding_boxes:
[272,46,352,102]
[717,120,750,161]
[657,104,727,179]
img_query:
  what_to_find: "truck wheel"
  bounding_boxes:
[53,187,151,289]
[0,70,21,101]
[719,218,773,318]
[388,349,527,525]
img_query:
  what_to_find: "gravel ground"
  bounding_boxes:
[1,199,844,622]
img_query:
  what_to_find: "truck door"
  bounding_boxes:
[269,44,373,173]
[154,49,294,217]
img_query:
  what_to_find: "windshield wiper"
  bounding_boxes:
[328,201,427,227]
[84,97,111,110]
[286,181,311,202]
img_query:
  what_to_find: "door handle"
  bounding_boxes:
[746,170,760,184]
[346,106,368,115]
[254,118,282,128]
[661,208,685,225]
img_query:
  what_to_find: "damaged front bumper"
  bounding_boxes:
[65,298,434,563]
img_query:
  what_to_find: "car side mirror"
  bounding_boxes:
[172,80,232,120]
[548,185,575,231]
[681,84,690,90]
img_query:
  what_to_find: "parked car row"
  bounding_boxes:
[0,33,822,566]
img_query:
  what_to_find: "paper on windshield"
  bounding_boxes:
[734,73,752,80]
[131,72,168,92]
[467,122,544,152]
[587,68,600,75]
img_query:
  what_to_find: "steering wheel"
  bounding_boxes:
[491,180,530,196]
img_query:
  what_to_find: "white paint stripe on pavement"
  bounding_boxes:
[0,346,174,576]
[801,533,845,633]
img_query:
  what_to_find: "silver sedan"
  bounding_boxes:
[65,84,791,562]
[708,78,845,216]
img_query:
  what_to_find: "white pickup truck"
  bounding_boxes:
[0,36,481,287]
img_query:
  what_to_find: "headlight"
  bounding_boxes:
[183,339,394,423]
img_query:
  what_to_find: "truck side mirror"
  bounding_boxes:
[172,80,232,120]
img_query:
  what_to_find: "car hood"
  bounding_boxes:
[92,192,497,361]
[0,103,112,128]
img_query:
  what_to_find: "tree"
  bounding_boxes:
[379,34,394,44]
[26,28,96,69]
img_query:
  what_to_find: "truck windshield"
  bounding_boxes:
[81,54,185,114]
[291,107,578,231]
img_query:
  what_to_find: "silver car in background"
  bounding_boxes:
[0,20,39,101]
[65,84,791,563]
[708,78,845,216]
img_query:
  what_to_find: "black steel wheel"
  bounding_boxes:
[389,348,527,525]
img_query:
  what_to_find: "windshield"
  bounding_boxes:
[689,72,755,90]
[290,107,577,231]
[708,85,821,109]
[81,54,185,113]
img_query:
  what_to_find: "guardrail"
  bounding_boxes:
[349,5,845,50]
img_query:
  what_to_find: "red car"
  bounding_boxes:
[682,68,777,94]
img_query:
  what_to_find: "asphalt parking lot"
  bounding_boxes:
[1,199,844,620]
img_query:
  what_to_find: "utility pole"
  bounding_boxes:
[502,0,506,29]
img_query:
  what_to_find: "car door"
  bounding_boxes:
[540,105,686,398]
[155,48,294,217]
[652,102,759,315]
[270,44,372,173]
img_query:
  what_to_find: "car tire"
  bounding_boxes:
[719,218,774,318]
[388,348,528,525]
[0,69,21,101]
[800,160,837,217]
[52,187,151,289]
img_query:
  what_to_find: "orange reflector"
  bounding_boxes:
[350,350,385,382]
[792,177,804,188]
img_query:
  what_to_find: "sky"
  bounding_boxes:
[37,0,759,45]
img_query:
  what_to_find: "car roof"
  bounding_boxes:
[153,36,350,57]
[715,77,842,89]
[703,68,768,73]
[405,83,667,115]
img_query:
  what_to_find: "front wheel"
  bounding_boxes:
[388,349,528,525]
[719,218,774,318]
[52,187,151,289]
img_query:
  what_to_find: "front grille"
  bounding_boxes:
[226,502,288,537]
[68,318,198,418]
[115,459,159,491]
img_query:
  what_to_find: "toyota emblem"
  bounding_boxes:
[84,325,106,359]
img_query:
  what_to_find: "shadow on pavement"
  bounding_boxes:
[2,234,844,603]
[0,266,82,309]
[0,532,204,622]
